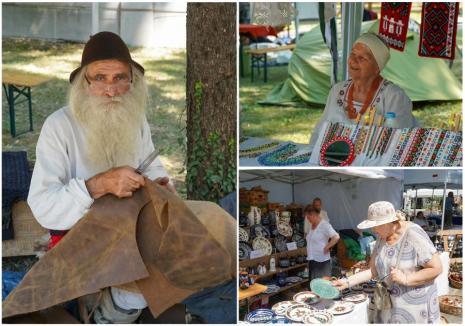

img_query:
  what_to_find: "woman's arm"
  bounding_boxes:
[391,252,442,287]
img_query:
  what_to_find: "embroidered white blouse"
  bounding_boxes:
[27,106,169,230]
[310,78,418,148]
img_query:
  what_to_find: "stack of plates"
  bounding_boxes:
[284,303,316,322]
[271,301,295,316]
[326,301,355,315]
[263,284,281,294]
[342,292,368,304]
[285,276,303,284]
[245,309,275,323]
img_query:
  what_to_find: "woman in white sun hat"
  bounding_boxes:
[333,201,442,324]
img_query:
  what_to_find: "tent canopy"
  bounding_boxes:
[240,169,403,230]
[261,20,462,106]
[404,170,462,189]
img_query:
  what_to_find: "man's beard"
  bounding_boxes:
[68,67,148,174]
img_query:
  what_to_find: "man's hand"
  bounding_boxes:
[86,166,145,199]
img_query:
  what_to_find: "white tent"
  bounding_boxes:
[240,169,403,231]
[403,170,463,229]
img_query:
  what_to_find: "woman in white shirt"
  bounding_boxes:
[305,205,340,281]
[310,33,418,148]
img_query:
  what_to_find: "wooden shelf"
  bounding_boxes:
[254,263,308,281]
[240,247,307,268]
[240,279,309,306]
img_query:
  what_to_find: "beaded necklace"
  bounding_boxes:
[347,76,383,120]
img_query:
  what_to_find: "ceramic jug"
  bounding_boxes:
[269,257,276,272]
[248,206,261,226]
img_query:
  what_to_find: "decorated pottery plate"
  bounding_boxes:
[271,301,296,316]
[342,292,368,303]
[264,284,281,294]
[271,316,292,324]
[285,304,315,322]
[285,276,302,284]
[310,278,340,299]
[275,235,288,252]
[293,291,321,305]
[301,310,333,324]
[239,241,252,261]
[239,228,249,242]
[291,233,306,248]
[245,308,275,323]
[277,222,293,237]
[252,236,273,256]
[326,301,355,315]
[250,224,271,239]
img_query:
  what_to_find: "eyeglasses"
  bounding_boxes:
[85,70,132,92]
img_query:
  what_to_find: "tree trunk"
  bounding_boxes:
[186,3,236,202]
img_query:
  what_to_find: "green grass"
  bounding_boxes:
[240,65,462,144]
[2,38,187,197]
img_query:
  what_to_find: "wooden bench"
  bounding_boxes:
[437,229,462,263]
[246,44,296,83]
[2,70,51,137]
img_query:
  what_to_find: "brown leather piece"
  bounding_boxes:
[3,182,234,319]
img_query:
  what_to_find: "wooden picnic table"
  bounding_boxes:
[247,44,296,82]
[2,70,51,137]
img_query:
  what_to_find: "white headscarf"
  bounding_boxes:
[354,33,390,71]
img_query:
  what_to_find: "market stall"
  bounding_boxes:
[238,169,462,323]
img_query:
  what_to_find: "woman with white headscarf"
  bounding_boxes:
[310,33,418,147]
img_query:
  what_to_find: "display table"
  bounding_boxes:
[239,122,462,167]
[239,283,268,301]
[311,298,369,324]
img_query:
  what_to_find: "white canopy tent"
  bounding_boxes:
[240,169,404,231]
[404,170,463,230]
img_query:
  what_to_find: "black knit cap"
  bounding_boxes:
[69,31,145,83]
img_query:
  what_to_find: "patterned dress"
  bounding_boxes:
[374,223,440,324]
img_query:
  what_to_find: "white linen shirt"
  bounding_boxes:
[304,209,329,234]
[27,106,169,230]
[310,78,418,148]
[306,220,338,262]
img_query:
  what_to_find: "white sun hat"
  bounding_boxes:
[357,201,399,229]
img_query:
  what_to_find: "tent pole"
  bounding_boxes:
[431,187,435,214]
[441,182,447,230]
[294,2,299,41]
[414,187,417,218]
[292,171,295,203]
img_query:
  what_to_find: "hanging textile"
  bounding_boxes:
[319,2,338,85]
[378,2,412,51]
[418,2,460,59]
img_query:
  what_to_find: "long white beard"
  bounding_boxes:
[68,67,148,174]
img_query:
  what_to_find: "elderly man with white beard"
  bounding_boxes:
[27,32,174,323]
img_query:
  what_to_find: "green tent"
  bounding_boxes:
[261,20,462,106]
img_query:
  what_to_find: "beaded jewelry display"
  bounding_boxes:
[257,144,311,166]
[239,141,281,158]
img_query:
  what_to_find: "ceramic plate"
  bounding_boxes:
[239,227,249,242]
[250,224,270,239]
[326,301,355,315]
[285,304,315,322]
[301,310,333,324]
[274,235,288,252]
[245,309,275,323]
[310,278,340,299]
[252,236,273,256]
[342,292,368,303]
[285,276,303,284]
[291,233,306,248]
[239,241,252,261]
[271,316,292,324]
[293,291,321,305]
[277,222,293,237]
[271,300,296,316]
[264,284,280,294]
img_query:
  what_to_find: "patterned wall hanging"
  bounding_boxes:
[379,2,412,51]
[419,2,460,59]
